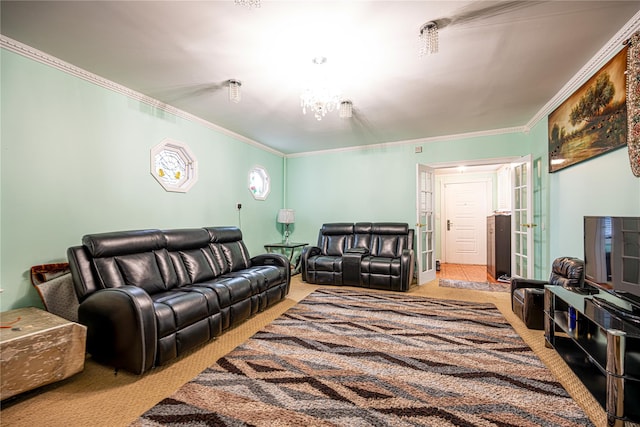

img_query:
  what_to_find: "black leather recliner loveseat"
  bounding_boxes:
[67,226,290,374]
[301,222,415,291]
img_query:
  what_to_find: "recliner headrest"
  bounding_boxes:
[321,223,354,235]
[371,223,409,235]
[82,229,166,257]
[164,228,210,250]
[354,222,373,234]
[204,226,243,243]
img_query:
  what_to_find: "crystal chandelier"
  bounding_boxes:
[419,21,439,56]
[234,0,260,9]
[301,87,341,120]
[300,57,341,121]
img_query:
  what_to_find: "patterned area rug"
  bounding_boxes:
[439,278,510,293]
[132,288,591,427]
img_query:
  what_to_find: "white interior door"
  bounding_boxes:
[511,155,534,278]
[416,164,435,284]
[443,181,490,265]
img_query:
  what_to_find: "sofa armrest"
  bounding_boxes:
[251,253,289,269]
[510,278,549,291]
[401,249,415,290]
[251,253,291,285]
[510,278,549,306]
[300,246,322,282]
[345,247,370,255]
[78,286,157,374]
[343,248,370,286]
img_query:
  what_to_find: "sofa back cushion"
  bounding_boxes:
[112,253,167,293]
[318,223,353,256]
[165,229,220,286]
[204,227,252,273]
[82,230,172,294]
[353,222,373,249]
[370,223,410,258]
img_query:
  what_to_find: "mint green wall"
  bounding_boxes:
[0,49,284,311]
[286,144,417,245]
[548,147,640,260]
[4,41,639,312]
[525,115,640,277]
[288,120,639,282]
[286,132,532,249]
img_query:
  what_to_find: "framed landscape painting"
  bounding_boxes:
[548,47,628,173]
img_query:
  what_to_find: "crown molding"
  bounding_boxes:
[526,9,640,130]
[0,35,285,158]
[285,126,527,159]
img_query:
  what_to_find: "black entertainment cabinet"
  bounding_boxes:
[487,214,510,280]
[544,285,640,426]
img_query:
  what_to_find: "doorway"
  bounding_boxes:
[416,156,534,283]
[421,158,522,274]
[443,180,490,265]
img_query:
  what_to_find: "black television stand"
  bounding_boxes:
[544,285,640,426]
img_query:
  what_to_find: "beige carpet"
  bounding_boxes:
[0,276,606,427]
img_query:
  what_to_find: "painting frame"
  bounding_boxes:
[548,47,628,173]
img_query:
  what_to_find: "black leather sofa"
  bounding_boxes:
[67,226,290,374]
[300,222,415,291]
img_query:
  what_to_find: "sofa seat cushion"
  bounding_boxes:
[361,256,401,275]
[305,256,343,285]
[360,256,401,288]
[306,256,342,272]
[225,265,286,293]
[195,276,253,308]
[152,290,212,339]
[196,276,254,330]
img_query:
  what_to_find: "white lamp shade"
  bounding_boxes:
[277,209,295,224]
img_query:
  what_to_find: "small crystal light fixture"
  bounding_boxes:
[234,0,260,9]
[301,57,341,121]
[228,79,242,103]
[339,100,353,119]
[419,21,439,57]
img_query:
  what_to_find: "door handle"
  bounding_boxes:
[522,223,538,228]
[447,220,452,231]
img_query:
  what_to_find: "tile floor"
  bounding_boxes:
[436,263,501,284]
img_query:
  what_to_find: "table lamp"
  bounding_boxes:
[277,209,295,244]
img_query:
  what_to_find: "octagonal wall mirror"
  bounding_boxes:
[150,138,198,193]
[248,165,270,200]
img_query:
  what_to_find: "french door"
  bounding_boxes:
[415,164,436,284]
[511,155,534,278]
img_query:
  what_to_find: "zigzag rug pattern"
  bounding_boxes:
[132,288,592,426]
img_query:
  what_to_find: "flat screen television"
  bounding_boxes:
[584,216,640,304]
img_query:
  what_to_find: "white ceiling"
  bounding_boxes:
[2,1,639,155]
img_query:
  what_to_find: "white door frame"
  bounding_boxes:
[428,156,521,269]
